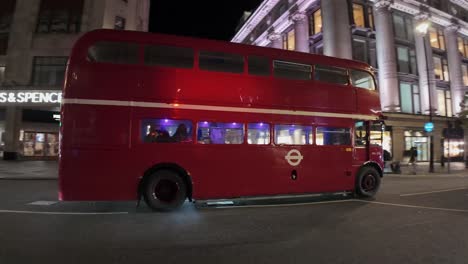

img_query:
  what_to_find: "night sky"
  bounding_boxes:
[149,0,263,41]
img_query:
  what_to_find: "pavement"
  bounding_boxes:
[0,160,58,179]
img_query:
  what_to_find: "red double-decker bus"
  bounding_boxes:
[59,29,385,211]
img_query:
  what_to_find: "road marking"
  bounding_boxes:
[400,187,468,197]
[28,201,58,206]
[354,200,468,213]
[0,210,128,215]
[211,199,354,209]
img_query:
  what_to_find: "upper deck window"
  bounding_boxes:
[199,51,244,73]
[350,70,375,90]
[87,41,139,65]
[314,65,348,85]
[248,56,270,76]
[273,61,311,80]
[145,45,194,68]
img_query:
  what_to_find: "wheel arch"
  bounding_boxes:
[138,163,193,202]
[360,161,383,178]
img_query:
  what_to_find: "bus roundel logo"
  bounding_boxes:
[285,149,303,166]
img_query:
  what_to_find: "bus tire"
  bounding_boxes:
[355,166,381,198]
[143,169,187,211]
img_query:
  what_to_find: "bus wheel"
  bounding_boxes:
[355,167,381,198]
[143,169,187,211]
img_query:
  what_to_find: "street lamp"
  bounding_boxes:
[416,20,435,173]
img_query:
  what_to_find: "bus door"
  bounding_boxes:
[314,126,355,191]
[353,120,384,168]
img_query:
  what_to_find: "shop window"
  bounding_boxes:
[352,38,367,63]
[114,16,126,30]
[353,4,365,28]
[396,46,417,75]
[367,6,374,30]
[437,89,452,117]
[248,123,270,145]
[0,0,16,55]
[316,127,351,146]
[273,60,311,80]
[393,12,414,42]
[0,66,5,83]
[22,132,59,157]
[0,34,8,55]
[248,56,270,76]
[142,119,193,143]
[433,56,449,81]
[352,38,377,67]
[350,70,375,90]
[404,132,429,161]
[283,29,295,51]
[199,51,244,74]
[314,65,348,85]
[144,45,193,68]
[36,0,84,33]
[399,82,420,114]
[87,41,139,65]
[275,124,313,145]
[32,57,68,86]
[197,122,244,144]
[309,9,322,35]
[457,37,468,58]
[429,28,445,50]
[462,64,468,86]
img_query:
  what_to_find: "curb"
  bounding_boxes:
[0,177,57,180]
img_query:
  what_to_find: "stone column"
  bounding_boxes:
[445,23,465,116]
[433,125,443,163]
[414,15,438,115]
[392,127,405,161]
[465,126,468,168]
[374,1,400,112]
[291,12,309,53]
[3,106,22,160]
[267,33,283,49]
[321,0,352,59]
[3,0,40,160]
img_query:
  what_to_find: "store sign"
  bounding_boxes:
[0,90,62,105]
[424,122,434,133]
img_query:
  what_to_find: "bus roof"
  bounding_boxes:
[72,29,374,72]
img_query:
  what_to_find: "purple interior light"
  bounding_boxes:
[199,121,210,128]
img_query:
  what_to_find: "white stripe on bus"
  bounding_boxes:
[62,98,380,120]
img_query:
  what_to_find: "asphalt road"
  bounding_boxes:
[1,175,468,264]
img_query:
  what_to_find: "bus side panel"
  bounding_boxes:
[59,104,136,200]
[356,88,381,116]
[59,149,137,200]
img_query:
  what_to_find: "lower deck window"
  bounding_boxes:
[142,119,192,143]
[248,123,270,144]
[316,127,351,146]
[197,122,244,144]
[275,125,313,145]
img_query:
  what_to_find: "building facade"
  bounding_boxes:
[0,0,149,160]
[233,0,468,163]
